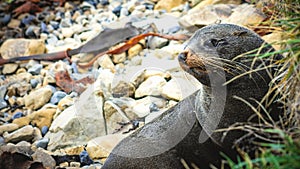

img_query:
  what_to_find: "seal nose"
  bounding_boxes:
[178,52,187,61]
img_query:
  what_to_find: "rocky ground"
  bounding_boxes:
[0,0,282,168]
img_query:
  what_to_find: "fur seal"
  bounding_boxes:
[102,24,282,169]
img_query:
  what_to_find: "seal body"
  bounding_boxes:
[102,24,282,169]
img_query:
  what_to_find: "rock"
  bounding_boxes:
[0,85,7,109]
[16,140,31,147]
[112,81,135,98]
[0,39,46,60]
[41,126,49,136]
[189,0,241,13]
[70,162,81,167]
[112,52,126,64]
[148,36,169,49]
[31,148,56,169]
[61,27,74,38]
[3,125,34,143]
[50,91,67,105]
[154,0,184,12]
[97,54,115,71]
[103,101,131,134]
[28,64,43,75]
[7,81,32,97]
[2,63,18,74]
[132,96,167,118]
[225,4,266,26]
[135,76,167,98]
[86,133,129,159]
[35,138,49,149]
[262,31,284,50]
[179,4,235,31]
[12,116,31,127]
[7,19,20,28]
[32,127,43,143]
[128,43,143,59]
[30,108,56,129]
[57,96,74,111]
[24,87,53,110]
[45,85,106,151]
[79,150,94,166]
[11,111,24,120]
[161,79,182,101]
[0,123,19,135]
[30,78,40,88]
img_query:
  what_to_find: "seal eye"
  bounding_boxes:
[211,39,219,47]
[210,38,228,47]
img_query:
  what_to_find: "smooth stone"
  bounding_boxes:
[0,123,19,135]
[46,34,59,45]
[2,63,18,74]
[12,116,31,127]
[30,108,56,129]
[32,127,43,142]
[135,76,167,98]
[225,4,266,26]
[112,52,126,64]
[41,126,49,136]
[132,96,167,118]
[80,150,94,166]
[70,162,81,167]
[7,81,32,97]
[45,85,106,151]
[35,137,49,149]
[32,148,56,169]
[7,19,20,28]
[57,96,74,111]
[0,86,7,109]
[50,91,67,105]
[24,87,53,110]
[0,39,46,60]
[128,43,143,59]
[61,27,74,38]
[161,79,182,101]
[97,54,115,72]
[30,79,39,88]
[148,36,169,49]
[189,0,241,13]
[179,4,235,31]
[11,112,24,120]
[16,140,31,147]
[262,31,284,51]
[103,101,132,134]
[149,103,160,112]
[0,137,4,146]
[86,133,129,159]
[3,125,34,143]
[154,0,184,12]
[28,64,43,75]
[112,81,135,98]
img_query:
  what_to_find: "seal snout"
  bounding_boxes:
[178,51,188,61]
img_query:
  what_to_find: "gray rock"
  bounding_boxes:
[50,91,67,105]
[45,85,106,151]
[3,125,35,143]
[0,85,7,109]
[32,148,56,169]
[148,36,169,49]
[35,137,49,149]
[28,64,43,75]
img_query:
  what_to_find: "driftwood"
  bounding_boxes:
[0,24,188,68]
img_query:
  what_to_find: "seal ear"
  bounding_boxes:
[232,31,248,36]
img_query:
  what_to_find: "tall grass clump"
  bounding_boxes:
[223,0,300,168]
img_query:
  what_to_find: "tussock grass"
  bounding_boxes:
[224,0,300,168]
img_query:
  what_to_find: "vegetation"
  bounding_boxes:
[224,0,300,168]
